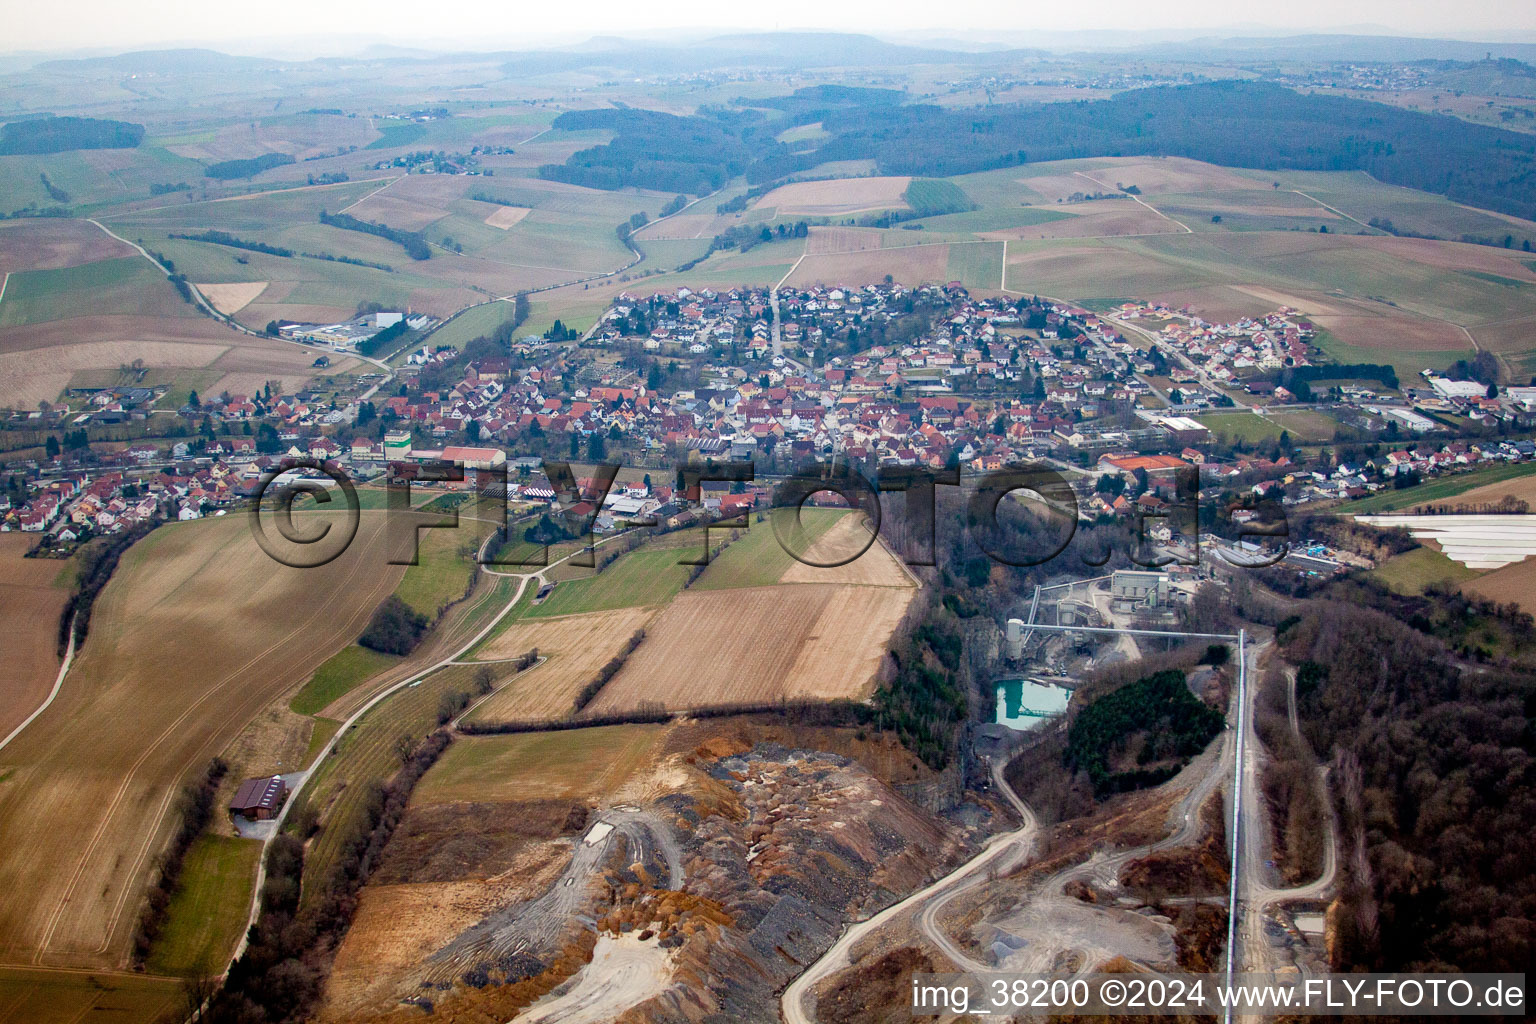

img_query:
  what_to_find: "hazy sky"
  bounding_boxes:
[9,0,1536,54]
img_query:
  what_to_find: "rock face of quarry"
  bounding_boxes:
[615,743,970,1024]
[326,739,978,1023]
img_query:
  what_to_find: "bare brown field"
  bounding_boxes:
[779,515,916,588]
[237,298,353,326]
[1308,314,1469,351]
[1344,235,1536,277]
[0,221,133,274]
[786,244,950,288]
[195,281,267,314]
[481,203,531,229]
[983,203,1183,240]
[1230,284,1351,314]
[1019,158,1261,201]
[0,535,69,743]
[345,187,456,232]
[323,862,567,1020]
[0,315,356,409]
[586,583,915,715]
[1135,284,1308,321]
[756,176,912,216]
[804,226,890,254]
[1460,556,1536,613]
[0,513,403,969]
[632,210,719,240]
[467,606,659,723]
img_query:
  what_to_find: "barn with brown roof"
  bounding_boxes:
[229,776,288,821]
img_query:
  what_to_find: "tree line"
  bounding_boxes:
[132,756,228,961]
[319,210,431,260]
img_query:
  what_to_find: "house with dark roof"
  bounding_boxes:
[228,776,287,821]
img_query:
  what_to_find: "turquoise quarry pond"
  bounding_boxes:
[995,677,1072,731]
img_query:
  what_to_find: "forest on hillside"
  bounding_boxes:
[1280,598,1535,973]
[0,115,144,155]
[541,81,1536,221]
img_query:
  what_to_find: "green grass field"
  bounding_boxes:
[1247,168,1536,247]
[1309,329,1466,380]
[0,257,185,326]
[0,967,183,1024]
[365,122,428,150]
[904,178,975,218]
[424,299,522,350]
[0,146,207,212]
[1265,409,1341,440]
[289,644,400,716]
[910,206,1072,234]
[1197,412,1290,444]
[146,834,262,976]
[393,519,484,619]
[525,543,695,617]
[414,723,668,803]
[1337,462,1536,513]
[305,717,341,765]
[1369,546,1482,595]
[945,241,1004,290]
[691,508,844,590]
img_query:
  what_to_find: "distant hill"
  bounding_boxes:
[1176,34,1536,63]
[35,48,283,75]
[497,32,1047,78]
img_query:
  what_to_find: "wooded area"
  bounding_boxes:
[542,81,1536,220]
[0,115,143,155]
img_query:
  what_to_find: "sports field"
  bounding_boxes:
[0,513,401,969]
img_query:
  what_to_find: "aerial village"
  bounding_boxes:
[5,283,1536,575]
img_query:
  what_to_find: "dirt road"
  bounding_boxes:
[781,758,1038,1024]
[427,808,682,980]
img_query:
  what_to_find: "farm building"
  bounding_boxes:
[229,776,288,821]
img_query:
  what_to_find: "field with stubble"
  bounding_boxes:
[466,606,658,723]
[755,176,911,216]
[0,512,402,970]
[585,582,914,715]
[0,535,71,743]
